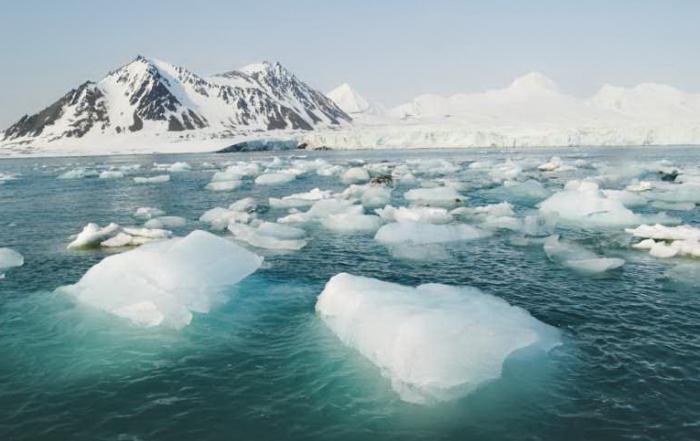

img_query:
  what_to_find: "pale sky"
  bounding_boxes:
[1,0,699,128]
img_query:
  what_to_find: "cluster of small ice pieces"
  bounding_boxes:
[48,152,700,403]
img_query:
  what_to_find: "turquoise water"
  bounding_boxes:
[1,147,699,440]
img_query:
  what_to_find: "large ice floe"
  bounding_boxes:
[316,273,561,404]
[543,235,625,275]
[0,248,24,279]
[539,180,644,228]
[60,230,263,328]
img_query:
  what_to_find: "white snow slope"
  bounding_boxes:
[4,67,700,156]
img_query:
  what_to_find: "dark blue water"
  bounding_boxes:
[1,147,699,441]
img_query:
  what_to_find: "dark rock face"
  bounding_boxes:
[3,82,108,140]
[2,57,351,144]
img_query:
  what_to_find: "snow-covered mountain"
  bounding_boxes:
[4,66,700,156]
[1,56,350,154]
[302,72,700,150]
[326,83,385,118]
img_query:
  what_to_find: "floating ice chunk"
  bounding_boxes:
[134,175,170,184]
[341,167,370,184]
[489,161,522,182]
[101,233,138,248]
[602,190,647,208]
[452,202,515,219]
[404,186,464,208]
[539,180,642,228]
[0,172,18,183]
[342,184,392,209]
[538,156,564,171]
[498,179,551,202]
[376,205,452,224]
[626,181,653,192]
[229,197,259,213]
[199,207,253,231]
[277,199,360,224]
[375,221,490,245]
[322,213,383,233]
[407,158,459,177]
[206,180,242,192]
[651,201,695,211]
[316,273,561,404]
[60,230,263,328]
[68,223,121,249]
[0,248,23,278]
[228,223,307,251]
[58,168,98,180]
[269,188,332,208]
[666,263,700,287]
[256,222,306,240]
[625,224,700,241]
[166,162,191,172]
[255,172,296,186]
[631,238,656,249]
[543,235,624,275]
[134,207,165,220]
[144,216,186,229]
[99,170,124,179]
[452,202,521,231]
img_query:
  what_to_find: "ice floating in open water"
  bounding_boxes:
[255,172,296,186]
[341,167,370,184]
[134,175,170,184]
[544,235,624,275]
[627,224,700,259]
[228,222,307,251]
[404,186,464,208]
[68,223,172,249]
[316,273,561,404]
[0,248,23,279]
[375,221,490,245]
[59,230,263,328]
[539,180,643,228]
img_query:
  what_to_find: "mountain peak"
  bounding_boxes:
[327,83,371,114]
[508,72,558,94]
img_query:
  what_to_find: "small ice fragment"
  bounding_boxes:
[134,175,170,184]
[341,167,370,184]
[255,172,296,186]
[68,223,121,249]
[375,221,490,245]
[206,180,242,191]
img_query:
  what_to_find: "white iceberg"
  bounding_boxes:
[134,207,165,220]
[316,273,561,404]
[144,216,187,229]
[60,230,263,328]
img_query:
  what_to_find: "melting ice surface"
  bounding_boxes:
[2,147,700,441]
[316,273,561,404]
[59,230,263,328]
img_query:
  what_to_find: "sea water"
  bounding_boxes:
[1,147,699,440]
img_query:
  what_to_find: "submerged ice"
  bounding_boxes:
[316,273,561,404]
